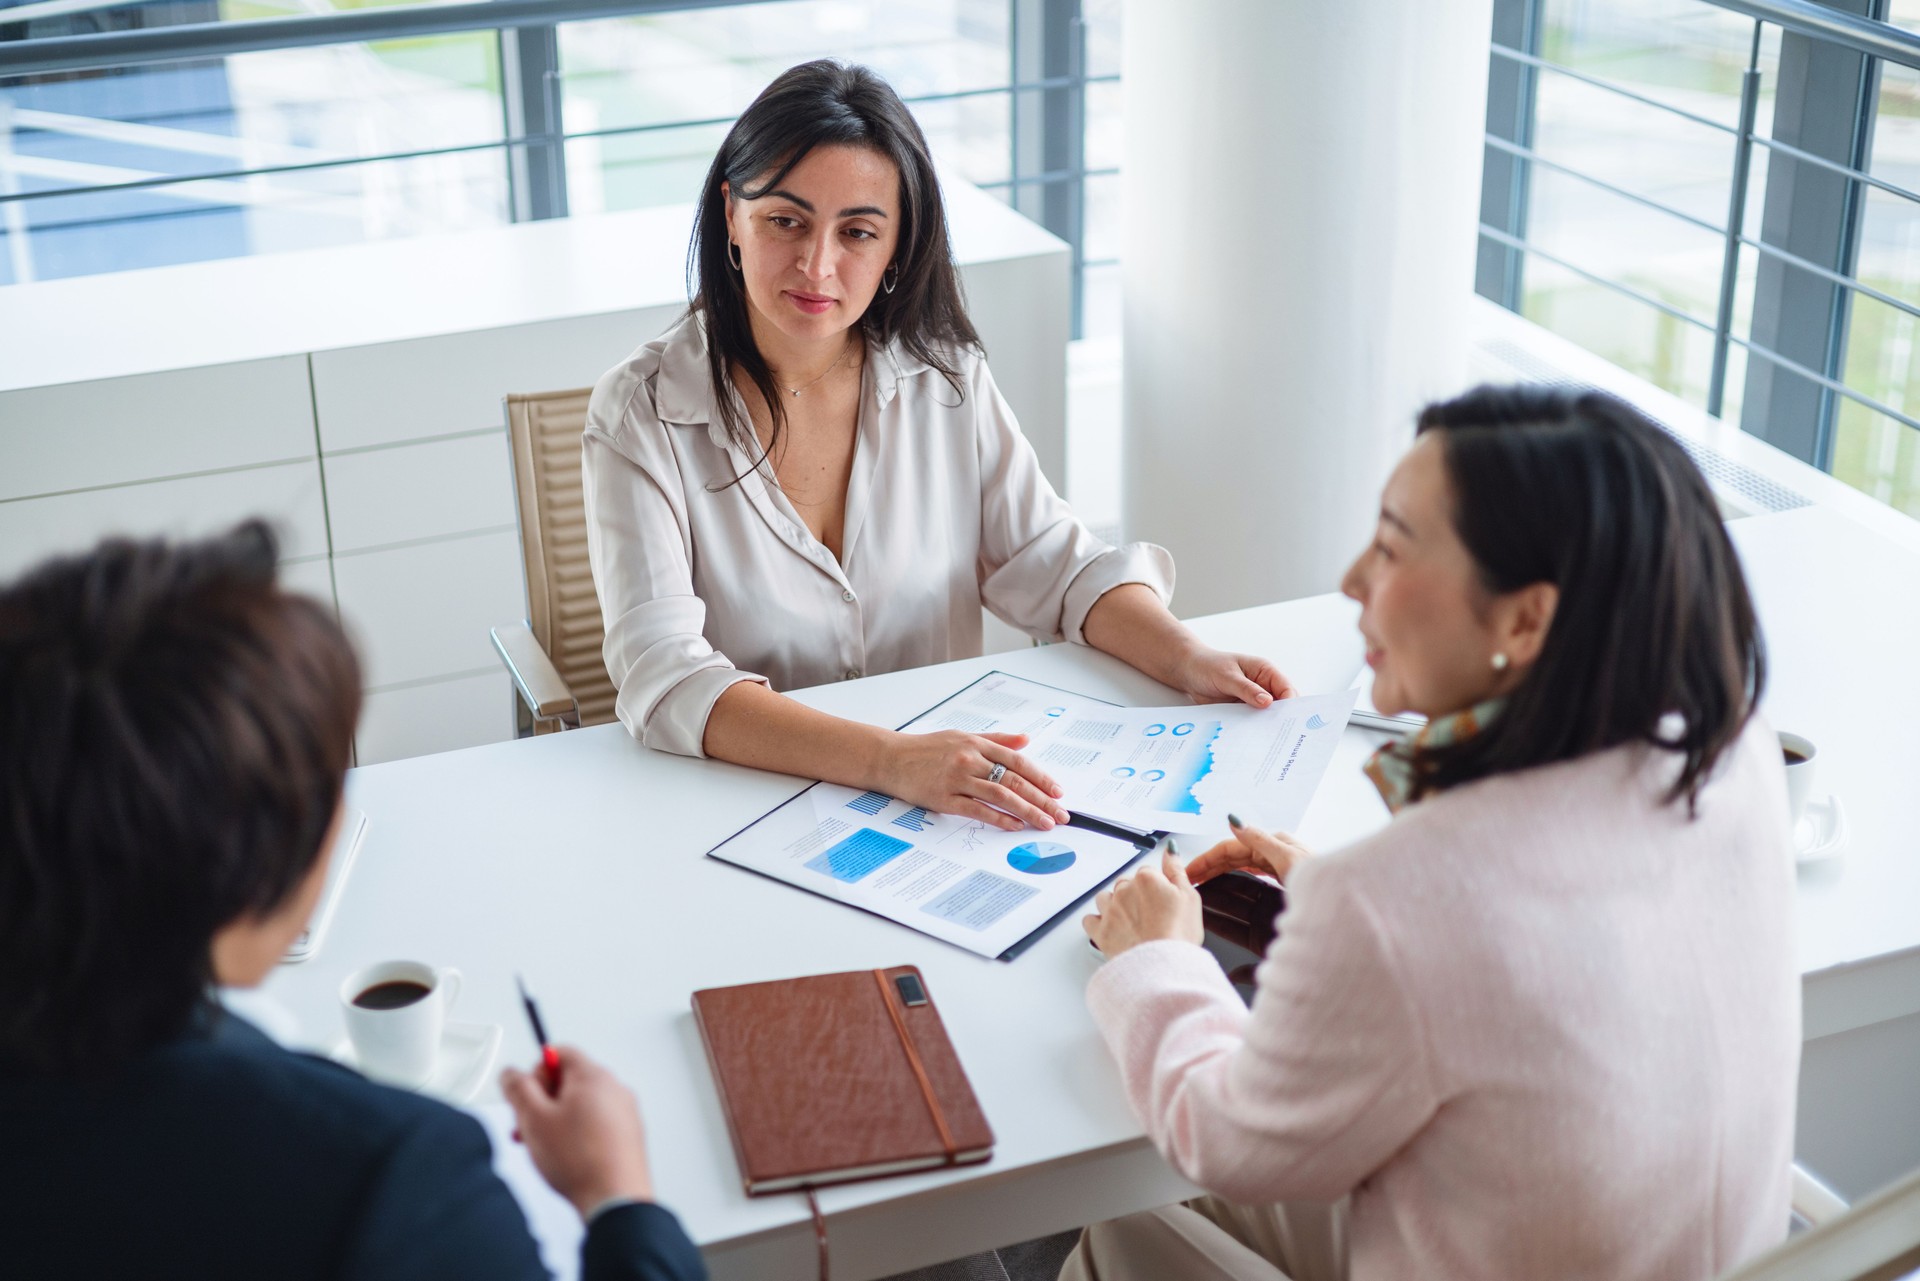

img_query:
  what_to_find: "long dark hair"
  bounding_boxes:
[0,521,361,1072]
[689,59,981,474]
[1412,385,1764,811]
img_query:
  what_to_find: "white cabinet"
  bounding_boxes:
[322,432,516,554]
[0,357,316,501]
[0,460,328,578]
[355,670,515,767]
[310,308,676,452]
[331,529,525,690]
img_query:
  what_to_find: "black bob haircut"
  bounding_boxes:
[0,521,361,1072]
[688,59,981,477]
[1409,385,1765,810]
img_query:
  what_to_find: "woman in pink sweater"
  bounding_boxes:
[1068,387,1799,1281]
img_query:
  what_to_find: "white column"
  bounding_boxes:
[1122,2,1494,618]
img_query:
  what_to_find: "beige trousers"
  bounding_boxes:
[1058,1195,1348,1281]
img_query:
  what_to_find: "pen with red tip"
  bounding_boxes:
[515,973,562,1095]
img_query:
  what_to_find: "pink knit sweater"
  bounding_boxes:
[1088,718,1800,1281]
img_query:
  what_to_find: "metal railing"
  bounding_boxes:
[1479,0,1920,462]
[0,0,1115,332]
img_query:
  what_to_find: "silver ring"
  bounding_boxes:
[987,763,1007,785]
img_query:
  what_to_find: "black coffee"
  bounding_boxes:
[353,979,431,1010]
[1784,748,1810,766]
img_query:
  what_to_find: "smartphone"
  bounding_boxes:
[1197,871,1286,1007]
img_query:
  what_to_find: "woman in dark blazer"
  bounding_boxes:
[0,522,704,1281]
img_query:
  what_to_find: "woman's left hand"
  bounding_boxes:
[1170,645,1297,707]
[1083,848,1204,958]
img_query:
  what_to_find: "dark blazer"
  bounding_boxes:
[0,1008,706,1281]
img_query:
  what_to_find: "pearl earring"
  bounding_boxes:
[1491,652,1510,672]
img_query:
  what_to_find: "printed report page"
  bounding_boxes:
[708,782,1144,959]
[904,672,1359,834]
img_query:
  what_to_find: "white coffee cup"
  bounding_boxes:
[1779,732,1817,827]
[340,960,462,1088]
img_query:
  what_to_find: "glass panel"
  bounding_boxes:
[1085,78,1121,172]
[0,33,506,283]
[1523,253,1719,405]
[1082,169,1118,263]
[221,0,458,16]
[1084,0,1123,81]
[1512,0,1777,414]
[1868,58,1920,186]
[1830,31,1920,516]
[1537,0,1769,134]
[559,1,1013,221]
[1080,257,1120,340]
[565,121,729,217]
[2,147,507,282]
[1887,0,1920,35]
[1521,164,1726,331]
[909,91,1012,187]
[558,1,1011,135]
[1829,400,1920,518]
[1531,74,1740,227]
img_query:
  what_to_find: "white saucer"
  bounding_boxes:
[331,1020,502,1104]
[1794,795,1849,866]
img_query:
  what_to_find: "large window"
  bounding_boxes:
[0,0,1120,334]
[1480,0,1920,518]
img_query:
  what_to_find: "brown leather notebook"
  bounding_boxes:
[691,966,995,1194]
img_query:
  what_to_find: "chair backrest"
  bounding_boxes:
[503,389,619,731]
[1719,1165,1920,1281]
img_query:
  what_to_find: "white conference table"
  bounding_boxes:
[261,502,1920,1279]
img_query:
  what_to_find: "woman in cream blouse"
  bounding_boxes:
[585,60,1292,831]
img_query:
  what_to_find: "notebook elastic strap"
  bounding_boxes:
[872,968,959,1162]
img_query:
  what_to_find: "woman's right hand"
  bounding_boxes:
[1184,820,1314,885]
[879,730,1071,831]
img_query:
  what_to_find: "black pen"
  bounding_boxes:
[515,973,562,1094]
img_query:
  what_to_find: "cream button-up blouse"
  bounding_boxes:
[582,312,1175,757]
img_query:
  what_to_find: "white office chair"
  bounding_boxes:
[1720,1163,1920,1280]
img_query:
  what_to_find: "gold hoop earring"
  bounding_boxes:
[881,264,898,295]
[727,241,742,271]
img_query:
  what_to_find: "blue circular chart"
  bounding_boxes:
[1007,842,1077,876]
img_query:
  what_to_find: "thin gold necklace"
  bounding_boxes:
[776,336,858,398]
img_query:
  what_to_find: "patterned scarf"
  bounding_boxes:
[1363,698,1506,814]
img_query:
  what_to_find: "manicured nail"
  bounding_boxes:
[1166,838,1180,856]
[1228,812,1244,828]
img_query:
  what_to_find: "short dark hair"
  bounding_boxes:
[690,59,981,477]
[1412,385,1764,811]
[0,521,361,1072]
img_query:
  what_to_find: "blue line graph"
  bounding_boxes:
[845,791,890,816]
[891,807,935,832]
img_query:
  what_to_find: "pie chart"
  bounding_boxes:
[1007,841,1077,876]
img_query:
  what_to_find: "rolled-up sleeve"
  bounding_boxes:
[582,384,767,758]
[971,357,1174,644]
